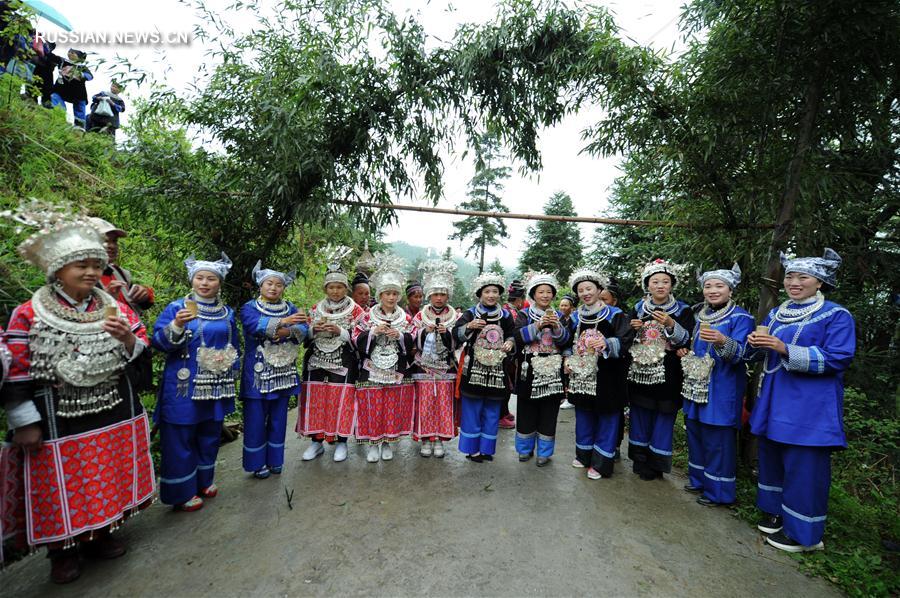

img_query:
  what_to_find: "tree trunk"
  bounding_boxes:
[479,235,486,274]
[754,63,826,322]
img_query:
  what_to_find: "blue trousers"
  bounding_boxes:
[515,397,561,459]
[686,418,737,503]
[628,404,676,474]
[757,437,831,546]
[574,409,620,476]
[159,419,222,505]
[459,395,503,456]
[50,94,87,127]
[242,395,291,472]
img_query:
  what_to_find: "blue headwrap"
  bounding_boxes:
[781,248,842,289]
[698,263,741,290]
[252,259,296,287]
[185,252,232,281]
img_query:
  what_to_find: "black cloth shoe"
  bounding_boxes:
[639,471,658,481]
[765,531,824,553]
[465,454,484,463]
[536,457,551,467]
[518,453,533,462]
[49,548,81,584]
[481,454,494,462]
[696,496,730,507]
[757,514,783,535]
[684,484,703,493]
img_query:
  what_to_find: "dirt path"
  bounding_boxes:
[2,404,839,597]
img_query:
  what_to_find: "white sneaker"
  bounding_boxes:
[560,399,574,410]
[433,440,445,458]
[586,467,603,480]
[333,443,348,462]
[381,443,393,461]
[366,444,380,463]
[420,441,433,457]
[571,458,586,468]
[302,441,324,461]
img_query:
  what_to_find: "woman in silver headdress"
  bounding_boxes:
[152,253,241,512]
[1,204,154,583]
[627,259,695,481]
[409,259,460,458]
[239,262,308,478]
[352,253,416,463]
[453,273,516,462]
[297,263,366,463]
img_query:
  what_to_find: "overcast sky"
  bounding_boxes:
[40,1,685,267]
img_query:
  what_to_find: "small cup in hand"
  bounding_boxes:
[755,325,769,336]
[184,299,199,317]
[104,305,118,319]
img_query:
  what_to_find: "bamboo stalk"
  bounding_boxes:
[331,199,775,230]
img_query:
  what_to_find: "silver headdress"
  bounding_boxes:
[2,199,107,281]
[355,240,377,276]
[698,263,741,289]
[185,252,232,281]
[323,245,352,288]
[252,259,296,287]
[568,266,607,293]
[523,270,559,299]
[422,259,458,300]
[370,252,407,297]
[638,258,687,291]
[471,271,506,298]
[781,248,842,289]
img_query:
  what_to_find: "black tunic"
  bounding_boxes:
[566,306,635,413]
[453,305,516,399]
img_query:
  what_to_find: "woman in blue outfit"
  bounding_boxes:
[566,267,633,479]
[239,261,308,479]
[627,259,695,480]
[681,264,754,506]
[152,253,241,511]
[453,272,516,463]
[512,272,571,467]
[746,249,855,553]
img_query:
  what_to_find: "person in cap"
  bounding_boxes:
[512,272,571,466]
[681,264,754,506]
[89,217,155,314]
[405,281,424,318]
[627,259,695,481]
[453,272,516,462]
[351,272,372,310]
[151,252,240,511]
[0,202,153,583]
[409,260,460,458]
[239,261,308,478]
[352,253,416,463]
[50,49,93,129]
[565,267,634,479]
[297,263,367,462]
[746,249,855,553]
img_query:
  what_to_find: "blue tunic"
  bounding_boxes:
[151,298,240,425]
[683,306,754,428]
[238,299,307,401]
[747,300,855,447]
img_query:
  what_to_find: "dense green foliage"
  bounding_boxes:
[518,191,582,281]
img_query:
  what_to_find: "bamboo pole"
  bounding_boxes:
[331,199,775,230]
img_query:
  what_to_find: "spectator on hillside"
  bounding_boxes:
[86,83,125,137]
[50,48,92,129]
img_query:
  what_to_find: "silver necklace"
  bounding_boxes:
[255,297,291,317]
[641,294,678,316]
[188,293,229,320]
[697,300,736,323]
[774,291,825,323]
[419,304,458,328]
